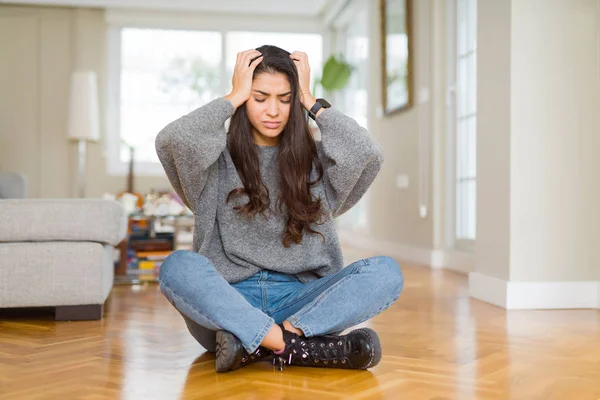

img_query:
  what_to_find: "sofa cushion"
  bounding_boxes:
[0,199,127,246]
[0,242,114,307]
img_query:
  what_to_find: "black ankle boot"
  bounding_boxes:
[215,330,272,372]
[273,325,382,371]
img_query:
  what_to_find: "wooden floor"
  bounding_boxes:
[1,249,599,400]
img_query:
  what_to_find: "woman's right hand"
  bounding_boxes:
[224,49,263,109]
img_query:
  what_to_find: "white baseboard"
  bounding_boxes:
[469,272,600,310]
[468,272,508,308]
[431,249,476,274]
[338,231,475,273]
[338,230,598,309]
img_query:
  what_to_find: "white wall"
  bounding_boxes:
[473,0,600,308]
[0,6,72,198]
[477,0,600,284]
[366,0,439,250]
[476,0,512,281]
[509,0,600,282]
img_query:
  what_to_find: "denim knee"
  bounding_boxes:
[369,256,404,297]
[159,250,209,285]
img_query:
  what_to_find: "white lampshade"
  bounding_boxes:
[67,70,100,141]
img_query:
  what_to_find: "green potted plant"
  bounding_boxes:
[313,54,354,96]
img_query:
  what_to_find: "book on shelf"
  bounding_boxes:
[120,249,171,282]
[130,240,172,252]
[125,268,160,275]
[136,251,171,261]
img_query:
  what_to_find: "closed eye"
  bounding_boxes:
[254,98,291,104]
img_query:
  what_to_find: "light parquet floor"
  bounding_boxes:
[1,248,599,400]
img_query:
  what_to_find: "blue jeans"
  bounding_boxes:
[158,250,404,354]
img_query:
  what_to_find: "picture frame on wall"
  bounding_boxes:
[381,0,413,115]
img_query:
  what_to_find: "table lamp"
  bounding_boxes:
[67,70,100,198]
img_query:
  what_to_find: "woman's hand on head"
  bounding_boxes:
[225,49,263,109]
[290,51,316,111]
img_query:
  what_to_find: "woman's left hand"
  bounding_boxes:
[290,51,316,110]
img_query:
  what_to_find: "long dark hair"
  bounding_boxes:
[226,45,326,247]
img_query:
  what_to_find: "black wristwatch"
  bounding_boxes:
[308,98,331,120]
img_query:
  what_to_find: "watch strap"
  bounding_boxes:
[308,99,330,120]
[309,102,324,120]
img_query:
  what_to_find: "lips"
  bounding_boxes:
[262,121,281,129]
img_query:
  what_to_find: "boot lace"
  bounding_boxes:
[273,337,351,370]
[241,347,267,366]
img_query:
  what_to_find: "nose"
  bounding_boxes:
[266,99,279,117]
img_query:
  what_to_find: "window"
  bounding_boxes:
[332,0,370,233]
[121,28,222,164]
[107,26,322,176]
[448,0,477,247]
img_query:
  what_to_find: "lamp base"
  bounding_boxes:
[77,139,87,198]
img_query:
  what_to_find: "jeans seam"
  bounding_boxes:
[258,272,267,312]
[287,260,400,337]
[268,286,318,315]
[290,288,401,338]
[287,317,312,337]
[159,281,222,330]
[261,282,267,313]
[287,274,354,334]
[248,317,275,353]
[161,279,275,354]
[296,259,369,318]
[269,259,369,316]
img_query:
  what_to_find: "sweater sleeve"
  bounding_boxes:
[155,97,235,213]
[315,108,384,218]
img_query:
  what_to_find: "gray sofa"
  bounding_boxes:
[0,173,127,320]
[0,172,27,199]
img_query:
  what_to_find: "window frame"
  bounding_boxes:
[330,0,372,233]
[446,0,478,252]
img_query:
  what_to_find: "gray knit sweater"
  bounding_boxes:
[155,97,384,283]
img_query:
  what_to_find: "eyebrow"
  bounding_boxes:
[253,90,292,97]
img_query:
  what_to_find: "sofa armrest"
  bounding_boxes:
[0,199,127,246]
